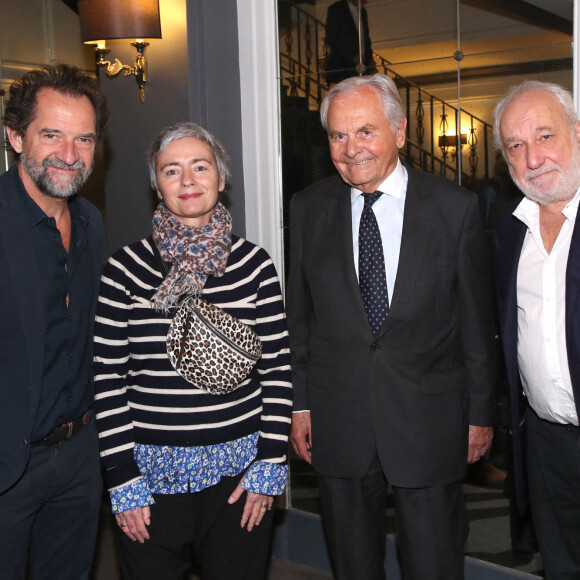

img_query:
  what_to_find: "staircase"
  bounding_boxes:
[278,0,494,193]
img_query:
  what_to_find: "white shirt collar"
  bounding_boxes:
[514,187,580,227]
[350,159,405,202]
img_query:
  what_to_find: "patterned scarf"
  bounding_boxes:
[150,202,232,312]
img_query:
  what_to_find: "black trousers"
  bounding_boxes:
[115,472,274,580]
[527,409,580,580]
[0,416,102,580]
[318,455,468,580]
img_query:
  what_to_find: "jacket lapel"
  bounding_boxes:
[330,179,372,327]
[374,169,431,338]
[497,214,526,389]
[565,215,580,415]
[0,171,45,420]
[566,218,580,330]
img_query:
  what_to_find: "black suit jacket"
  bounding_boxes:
[494,197,580,511]
[0,166,105,493]
[287,167,497,487]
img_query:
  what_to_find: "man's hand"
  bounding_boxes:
[115,506,151,543]
[290,411,312,464]
[468,425,493,464]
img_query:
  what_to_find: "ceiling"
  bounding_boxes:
[460,0,572,35]
[364,0,574,90]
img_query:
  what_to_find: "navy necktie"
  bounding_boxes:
[359,191,389,335]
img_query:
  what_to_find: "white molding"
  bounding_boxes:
[237,0,285,278]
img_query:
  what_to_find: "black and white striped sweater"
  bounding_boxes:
[93,235,293,491]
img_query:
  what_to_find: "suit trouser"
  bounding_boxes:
[114,471,274,580]
[0,415,102,580]
[318,454,468,580]
[526,409,580,580]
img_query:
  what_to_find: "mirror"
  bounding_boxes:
[279,0,573,576]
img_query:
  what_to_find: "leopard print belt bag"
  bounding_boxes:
[167,297,262,394]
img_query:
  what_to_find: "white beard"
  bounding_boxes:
[510,144,580,206]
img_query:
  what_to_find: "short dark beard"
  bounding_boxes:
[20,153,92,199]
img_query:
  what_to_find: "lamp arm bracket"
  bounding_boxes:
[92,42,150,103]
[104,59,135,78]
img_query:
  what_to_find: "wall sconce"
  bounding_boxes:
[438,133,467,162]
[78,0,162,103]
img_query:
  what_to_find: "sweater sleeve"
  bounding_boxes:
[248,252,293,466]
[93,247,151,491]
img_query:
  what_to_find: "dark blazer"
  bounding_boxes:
[494,198,580,511]
[287,167,497,488]
[325,0,374,84]
[0,166,105,494]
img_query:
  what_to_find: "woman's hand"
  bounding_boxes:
[228,482,274,531]
[115,506,151,543]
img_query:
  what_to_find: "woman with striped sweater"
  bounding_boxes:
[93,122,292,579]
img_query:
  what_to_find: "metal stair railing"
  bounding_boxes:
[279,0,328,107]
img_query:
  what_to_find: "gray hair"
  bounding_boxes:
[493,81,577,154]
[320,73,405,135]
[147,122,230,192]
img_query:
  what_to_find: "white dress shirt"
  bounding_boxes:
[351,159,407,302]
[514,191,580,425]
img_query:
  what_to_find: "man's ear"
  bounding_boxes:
[395,116,407,149]
[5,127,23,154]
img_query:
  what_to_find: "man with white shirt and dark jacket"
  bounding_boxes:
[494,80,580,579]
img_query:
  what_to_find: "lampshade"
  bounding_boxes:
[78,0,162,42]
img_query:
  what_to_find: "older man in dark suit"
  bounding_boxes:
[286,73,497,580]
[494,81,580,579]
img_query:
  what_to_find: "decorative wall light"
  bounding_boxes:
[78,0,162,103]
[438,133,467,160]
[439,111,467,166]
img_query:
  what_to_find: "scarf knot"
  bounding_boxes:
[150,202,232,312]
